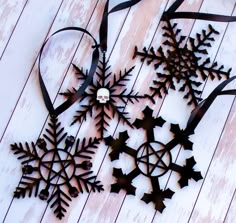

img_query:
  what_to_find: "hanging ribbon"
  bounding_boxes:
[38,27,99,117]
[99,0,143,52]
[186,76,236,134]
[163,0,236,22]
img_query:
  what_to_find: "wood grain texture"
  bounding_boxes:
[0,0,236,222]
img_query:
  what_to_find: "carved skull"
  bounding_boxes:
[96,88,110,103]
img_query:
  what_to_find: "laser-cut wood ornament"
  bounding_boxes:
[61,52,151,138]
[61,0,149,138]
[11,117,103,219]
[105,76,236,211]
[134,20,231,106]
[105,106,202,212]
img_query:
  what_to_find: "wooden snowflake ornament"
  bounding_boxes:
[61,52,151,138]
[11,117,103,219]
[134,20,232,106]
[104,106,202,212]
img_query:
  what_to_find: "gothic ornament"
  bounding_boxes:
[61,52,151,138]
[11,117,103,219]
[104,106,202,212]
[134,20,231,106]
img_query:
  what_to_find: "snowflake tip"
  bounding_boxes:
[133,46,138,59]
[209,24,219,35]
[111,168,136,195]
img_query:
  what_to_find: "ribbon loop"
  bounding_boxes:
[38,27,99,117]
[163,0,236,22]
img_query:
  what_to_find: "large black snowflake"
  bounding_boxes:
[104,106,202,212]
[61,52,150,138]
[11,117,103,219]
[133,20,231,106]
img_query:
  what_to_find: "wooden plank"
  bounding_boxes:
[0,0,63,138]
[189,93,236,221]
[0,0,27,57]
[224,190,236,223]
[0,0,236,222]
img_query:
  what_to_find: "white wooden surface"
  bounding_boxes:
[0,0,236,222]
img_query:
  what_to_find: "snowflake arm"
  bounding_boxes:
[197,59,231,80]
[189,24,219,54]
[108,102,133,129]
[74,137,100,159]
[11,142,39,164]
[96,53,112,86]
[60,64,88,97]
[170,157,203,188]
[111,168,139,195]
[48,187,72,220]
[43,117,67,147]
[112,89,147,104]
[110,67,134,89]
[104,131,137,161]
[141,178,174,212]
[75,171,104,193]
[14,176,41,198]
[72,103,95,125]
[94,104,111,138]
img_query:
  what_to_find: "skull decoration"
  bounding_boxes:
[96,88,110,103]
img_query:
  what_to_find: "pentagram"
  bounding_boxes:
[39,149,76,186]
[136,141,172,177]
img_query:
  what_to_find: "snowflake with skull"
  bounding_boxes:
[133,20,231,106]
[11,117,103,219]
[61,52,150,138]
[104,106,202,211]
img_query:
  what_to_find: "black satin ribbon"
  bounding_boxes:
[38,27,99,117]
[39,0,143,117]
[186,76,236,134]
[163,0,236,22]
[99,0,143,52]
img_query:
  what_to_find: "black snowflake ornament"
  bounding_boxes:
[11,116,103,219]
[61,52,151,138]
[133,20,231,106]
[104,106,202,212]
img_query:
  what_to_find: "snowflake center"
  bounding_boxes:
[136,142,171,177]
[168,49,197,80]
[39,149,76,185]
[96,88,110,103]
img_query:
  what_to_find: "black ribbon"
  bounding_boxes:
[186,76,236,133]
[38,27,99,117]
[163,0,236,22]
[99,0,143,52]
[39,0,143,117]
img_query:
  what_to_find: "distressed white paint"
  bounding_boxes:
[0,0,235,222]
